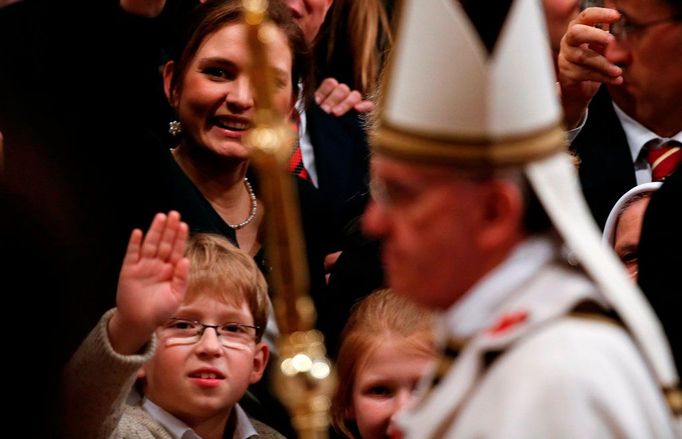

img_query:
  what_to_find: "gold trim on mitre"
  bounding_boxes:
[371,121,568,168]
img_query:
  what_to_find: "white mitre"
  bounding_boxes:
[373,0,681,409]
[374,0,565,165]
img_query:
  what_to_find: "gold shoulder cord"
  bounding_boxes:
[242,1,336,438]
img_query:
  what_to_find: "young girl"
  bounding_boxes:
[331,289,437,439]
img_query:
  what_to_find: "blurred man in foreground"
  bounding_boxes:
[362,0,681,437]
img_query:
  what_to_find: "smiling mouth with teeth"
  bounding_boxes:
[190,372,224,380]
[215,119,250,131]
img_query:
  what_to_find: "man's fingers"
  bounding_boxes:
[561,61,621,86]
[574,6,620,27]
[563,23,614,51]
[568,46,620,76]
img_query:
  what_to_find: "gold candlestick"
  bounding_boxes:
[242,1,336,437]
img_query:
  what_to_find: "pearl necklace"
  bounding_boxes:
[228,177,258,230]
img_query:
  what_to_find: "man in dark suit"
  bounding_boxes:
[559,4,681,229]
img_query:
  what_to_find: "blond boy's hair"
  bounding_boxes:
[184,233,269,341]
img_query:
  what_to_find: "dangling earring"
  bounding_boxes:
[168,120,183,136]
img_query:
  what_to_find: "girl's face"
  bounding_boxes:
[166,22,294,160]
[351,337,434,439]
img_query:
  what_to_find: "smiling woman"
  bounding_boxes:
[166,22,292,160]
[159,0,312,258]
[129,0,330,345]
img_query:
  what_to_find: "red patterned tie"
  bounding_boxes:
[287,110,311,182]
[647,140,682,182]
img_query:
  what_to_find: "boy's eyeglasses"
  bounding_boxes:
[161,317,260,348]
[610,12,682,41]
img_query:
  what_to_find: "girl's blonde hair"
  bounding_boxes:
[331,289,435,438]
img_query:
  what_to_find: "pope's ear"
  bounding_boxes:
[476,180,524,251]
[137,366,146,380]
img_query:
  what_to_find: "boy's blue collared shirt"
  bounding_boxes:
[143,398,258,439]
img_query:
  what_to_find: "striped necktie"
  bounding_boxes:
[287,110,311,182]
[646,139,681,182]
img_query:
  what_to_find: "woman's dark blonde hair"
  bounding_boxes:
[184,233,269,341]
[331,289,435,439]
[319,0,393,98]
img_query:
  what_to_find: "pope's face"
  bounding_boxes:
[362,155,491,310]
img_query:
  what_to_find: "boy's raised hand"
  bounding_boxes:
[109,211,190,355]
